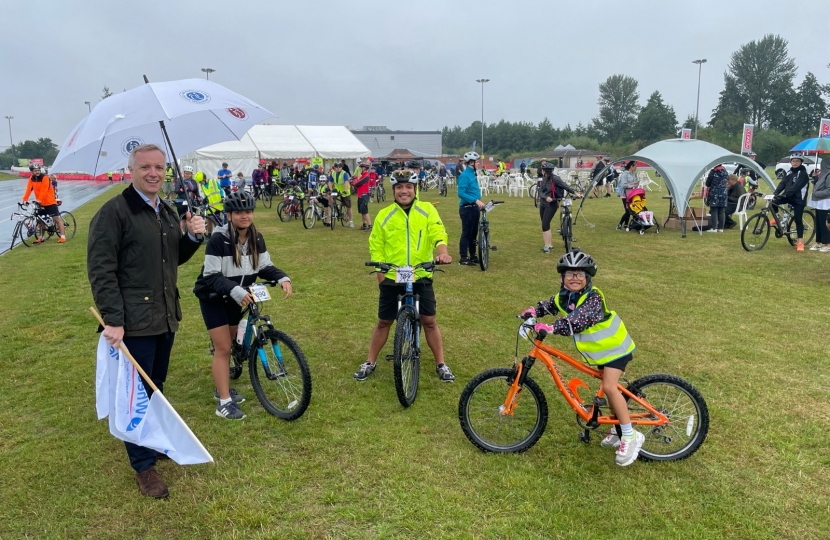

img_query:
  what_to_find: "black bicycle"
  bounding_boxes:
[364,260,446,407]
[438,175,448,197]
[555,197,578,253]
[478,200,504,271]
[257,184,273,209]
[375,180,386,203]
[329,192,349,230]
[211,282,312,420]
[741,194,817,252]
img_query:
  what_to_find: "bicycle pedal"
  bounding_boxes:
[385,354,395,362]
[593,397,608,407]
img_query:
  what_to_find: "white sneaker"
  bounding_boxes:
[820,246,830,253]
[600,429,621,448]
[717,229,724,233]
[349,221,354,228]
[615,431,645,466]
[706,229,718,233]
[810,243,823,251]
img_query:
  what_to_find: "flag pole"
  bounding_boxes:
[89,306,161,394]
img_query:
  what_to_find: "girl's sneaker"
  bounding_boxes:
[600,429,621,448]
[820,246,830,253]
[810,243,823,251]
[215,401,245,420]
[615,431,645,466]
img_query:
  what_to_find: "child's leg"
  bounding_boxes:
[601,366,630,426]
[210,325,235,400]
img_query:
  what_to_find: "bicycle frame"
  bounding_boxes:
[503,334,669,429]
[234,294,287,380]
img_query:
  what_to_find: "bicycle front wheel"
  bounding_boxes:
[458,367,548,453]
[59,212,76,239]
[262,190,272,209]
[626,373,709,462]
[478,225,489,271]
[19,217,39,247]
[741,213,770,251]
[785,209,815,246]
[276,201,291,222]
[249,329,312,420]
[561,214,572,253]
[338,204,348,226]
[392,308,420,407]
[302,206,317,229]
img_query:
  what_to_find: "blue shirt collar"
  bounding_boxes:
[135,188,161,214]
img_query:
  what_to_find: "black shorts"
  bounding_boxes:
[358,194,370,215]
[199,299,244,330]
[598,353,633,372]
[37,204,60,218]
[378,278,436,321]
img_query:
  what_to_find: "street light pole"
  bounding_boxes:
[84,101,91,113]
[476,78,490,157]
[4,116,15,163]
[692,59,707,139]
[201,68,215,80]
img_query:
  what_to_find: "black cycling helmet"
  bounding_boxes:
[224,191,256,212]
[556,249,597,276]
[541,162,556,171]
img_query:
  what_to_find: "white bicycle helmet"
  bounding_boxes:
[389,171,419,185]
[182,165,194,173]
[463,151,480,162]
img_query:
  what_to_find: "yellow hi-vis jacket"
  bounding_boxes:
[369,201,448,281]
[202,178,224,211]
[553,287,635,366]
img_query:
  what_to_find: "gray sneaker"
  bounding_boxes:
[214,388,245,403]
[615,431,645,466]
[436,363,455,382]
[600,428,621,449]
[215,401,246,420]
[354,361,376,381]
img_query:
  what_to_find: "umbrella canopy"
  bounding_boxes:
[790,136,830,154]
[51,79,274,175]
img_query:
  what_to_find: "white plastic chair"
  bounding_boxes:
[478,178,489,197]
[735,192,752,230]
[637,171,660,192]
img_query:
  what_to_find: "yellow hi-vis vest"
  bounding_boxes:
[202,179,224,211]
[553,287,635,366]
[165,167,174,181]
[330,170,351,196]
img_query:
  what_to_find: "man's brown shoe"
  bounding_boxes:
[136,467,169,498]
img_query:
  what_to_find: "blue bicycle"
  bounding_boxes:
[365,260,446,407]
[210,281,311,420]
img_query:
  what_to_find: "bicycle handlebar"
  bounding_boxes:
[365,260,449,273]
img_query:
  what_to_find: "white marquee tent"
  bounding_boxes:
[578,138,776,236]
[182,125,371,176]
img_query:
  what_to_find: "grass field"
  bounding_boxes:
[1,177,829,539]
[0,171,19,181]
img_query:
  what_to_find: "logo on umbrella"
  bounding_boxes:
[121,136,145,157]
[180,90,212,104]
[66,128,80,148]
[227,107,247,120]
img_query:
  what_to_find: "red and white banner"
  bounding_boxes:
[819,118,830,137]
[741,124,754,154]
[680,128,692,139]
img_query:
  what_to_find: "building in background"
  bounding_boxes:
[351,127,442,158]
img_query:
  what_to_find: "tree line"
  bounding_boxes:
[443,34,829,166]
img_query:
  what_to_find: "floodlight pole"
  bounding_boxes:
[201,68,215,80]
[476,78,489,157]
[4,116,15,162]
[84,101,91,113]
[692,59,707,139]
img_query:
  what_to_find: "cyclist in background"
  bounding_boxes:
[520,249,642,466]
[174,166,201,221]
[200,172,225,234]
[328,161,353,228]
[193,192,292,420]
[163,163,175,199]
[539,162,579,253]
[352,161,373,230]
[456,151,485,265]
[354,171,454,382]
[22,164,65,243]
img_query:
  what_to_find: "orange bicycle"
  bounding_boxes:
[458,315,709,461]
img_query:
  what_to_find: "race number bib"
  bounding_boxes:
[250,284,271,302]
[484,202,494,212]
[395,266,415,284]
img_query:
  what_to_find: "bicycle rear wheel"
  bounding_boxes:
[785,209,815,246]
[740,213,770,251]
[561,214,572,253]
[302,206,317,229]
[249,329,312,420]
[626,373,709,462]
[478,225,489,271]
[392,308,420,407]
[19,217,39,247]
[458,367,548,453]
[59,212,76,239]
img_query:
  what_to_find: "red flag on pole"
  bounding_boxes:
[680,128,692,139]
[819,118,830,138]
[741,124,754,154]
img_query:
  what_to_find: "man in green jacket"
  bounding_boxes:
[88,143,204,499]
[353,171,454,382]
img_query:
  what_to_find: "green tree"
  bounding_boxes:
[710,72,749,135]
[682,114,702,131]
[632,91,678,143]
[101,86,113,100]
[726,34,797,128]
[591,74,640,142]
[794,72,828,135]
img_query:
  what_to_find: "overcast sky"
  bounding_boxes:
[2,0,827,147]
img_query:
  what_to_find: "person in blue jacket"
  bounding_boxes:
[457,151,486,265]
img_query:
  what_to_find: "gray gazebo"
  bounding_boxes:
[581,139,775,237]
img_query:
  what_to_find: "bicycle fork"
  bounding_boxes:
[502,356,535,415]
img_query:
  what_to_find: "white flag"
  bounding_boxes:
[95,335,213,465]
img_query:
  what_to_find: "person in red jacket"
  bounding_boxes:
[352,161,375,230]
[22,164,65,243]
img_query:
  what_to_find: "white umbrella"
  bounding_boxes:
[51,78,274,175]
